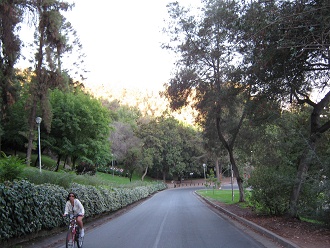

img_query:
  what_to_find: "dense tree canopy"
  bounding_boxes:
[163,0,330,213]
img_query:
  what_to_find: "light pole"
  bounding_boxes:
[36,117,42,173]
[112,154,114,177]
[231,164,234,201]
[190,172,193,184]
[203,163,206,184]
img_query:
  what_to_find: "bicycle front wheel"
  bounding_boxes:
[76,234,84,248]
[66,229,75,248]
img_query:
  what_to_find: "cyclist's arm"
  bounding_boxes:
[76,199,85,216]
[63,201,70,216]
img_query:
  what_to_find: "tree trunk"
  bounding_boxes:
[215,158,221,187]
[162,171,166,182]
[228,148,245,202]
[289,138,316,217]
[215,158,219,181]
[141,166,148,181]
[216,115,246,202]
[55,155,62,172]
[26,101,37,165]
[289,92,330,217]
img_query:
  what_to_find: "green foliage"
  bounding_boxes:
[247,166,294,216]
[0,180,67,240]
[48,88,111,167]
[21,166,154,189]
[0,152,24,182]
[205,169,220,193]
[21,167,76,188]
[197,189,240,204]
[75,161,96,176]
[97,166,124,177]
[0,179,166,241]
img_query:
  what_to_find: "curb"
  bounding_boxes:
[195,192,300,248]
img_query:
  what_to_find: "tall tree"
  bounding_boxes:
[241,0,330,217]
[0,0,25,151]
[163,0,253,201]
[25,0,75,164]
[47,88,111,169]
[110,121,142,180]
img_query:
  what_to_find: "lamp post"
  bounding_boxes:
[112,154,114,177]
[231,163,234,201]
[190,172,193,184]
[203,163,206,184]
[36,117,42,173]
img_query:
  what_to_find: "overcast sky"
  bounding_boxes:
[18,0,202,90]
[66,0,174,90]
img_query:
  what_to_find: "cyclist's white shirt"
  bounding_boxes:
[64,199,85,216]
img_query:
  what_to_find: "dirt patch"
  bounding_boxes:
[213,201,330,248]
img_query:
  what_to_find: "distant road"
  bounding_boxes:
[52,187,276,248]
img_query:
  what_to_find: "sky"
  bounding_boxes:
[18,0,202,91]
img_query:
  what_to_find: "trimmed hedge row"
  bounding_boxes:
[0,180,166,241]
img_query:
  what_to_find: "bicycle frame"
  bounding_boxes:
[66,215,83,248]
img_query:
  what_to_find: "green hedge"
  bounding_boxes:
[0,180,167,241]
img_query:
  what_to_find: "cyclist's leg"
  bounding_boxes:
[76,215,84,229]
[75,226,84,248]
[76,215,84,237]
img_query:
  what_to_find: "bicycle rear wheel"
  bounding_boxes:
[66,229,75,248]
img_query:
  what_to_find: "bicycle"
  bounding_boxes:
[66,214,84,248]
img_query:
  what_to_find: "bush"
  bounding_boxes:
[97,166,124,176]
[75,161,96,175]
[247,165,294,216]
[0,180,67,240]
[0,152,24,182]
[0,180,167,241]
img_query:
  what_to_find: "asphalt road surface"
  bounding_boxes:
[48,187,278,248]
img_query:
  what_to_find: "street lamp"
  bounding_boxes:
[36,117,42,173]
[230,164,234,201]
[203,163,206,184]
[190,172,193,184]
[111,154,114,177]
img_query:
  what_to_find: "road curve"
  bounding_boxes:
[64,187,275,248]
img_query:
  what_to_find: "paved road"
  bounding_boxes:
[51,187,276,248]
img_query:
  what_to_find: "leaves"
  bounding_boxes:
[0,180,166,241]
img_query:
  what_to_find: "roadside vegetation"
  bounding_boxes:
[197,189,241,205]
[0,0,329,244]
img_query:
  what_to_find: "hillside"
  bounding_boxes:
[85,83,198,125]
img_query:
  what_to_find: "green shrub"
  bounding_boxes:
[75,161,96,175]
[21,167,76,188]
[0,180,67,240]
[0,180,167,241]
[0,152,24,182]
[97,166,124,176]
[247,165,294,216]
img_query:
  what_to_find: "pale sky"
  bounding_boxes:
[18,0,202,90]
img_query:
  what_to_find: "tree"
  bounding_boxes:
[122,146,142,182]
[163,0,253,201]
[136,117,160,181]
[47,88,111,170]
[25,0,77,165]
[241,0,330,217]
[178,123,205,179]
[157,115,184,181]
[109,121,142,180]
[0,0,25,151]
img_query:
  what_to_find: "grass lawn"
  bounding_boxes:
[197,189,240,204]
[96,171,153,184]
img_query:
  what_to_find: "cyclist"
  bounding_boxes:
[63,192,85,237]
